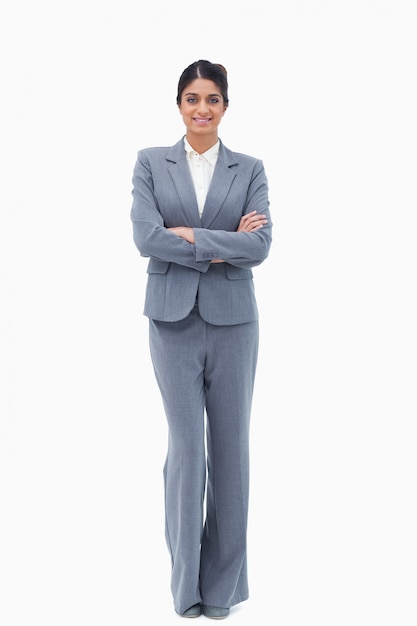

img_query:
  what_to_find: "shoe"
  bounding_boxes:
[202,605,230,619]
[178,603,202,618]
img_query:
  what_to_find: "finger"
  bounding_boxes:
[240,211,257,222]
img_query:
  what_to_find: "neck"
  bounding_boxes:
[186,132,218,155]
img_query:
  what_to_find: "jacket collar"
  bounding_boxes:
[166,137,238,228]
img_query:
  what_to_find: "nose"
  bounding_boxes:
[197,100,209,115]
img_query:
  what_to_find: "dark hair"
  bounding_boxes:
[176,59,229,107]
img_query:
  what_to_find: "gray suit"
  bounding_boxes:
[131,138,272,613]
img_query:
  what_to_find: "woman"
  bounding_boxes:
[130,60,272,619]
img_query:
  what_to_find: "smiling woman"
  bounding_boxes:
[176,62,229,155]
[178,82,226,147]
[130,59,273,620]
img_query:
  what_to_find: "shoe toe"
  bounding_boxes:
[179,603,202,618]
[202,605,230,619]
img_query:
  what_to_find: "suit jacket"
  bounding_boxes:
[130,137,272,325]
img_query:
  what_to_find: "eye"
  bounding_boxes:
[186,97,198,103]
[208,98,220,104]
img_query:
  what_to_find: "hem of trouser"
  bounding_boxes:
[175,598,203,615]
[199,594,249,610]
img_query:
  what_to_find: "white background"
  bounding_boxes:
[1,1,416,624]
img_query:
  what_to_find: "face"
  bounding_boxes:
[178,78,227,141]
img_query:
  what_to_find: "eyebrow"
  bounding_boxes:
[184,92,222,98]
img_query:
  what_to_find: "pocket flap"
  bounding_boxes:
[224,266,253,280]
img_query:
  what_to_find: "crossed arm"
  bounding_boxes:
[167,210,268,263]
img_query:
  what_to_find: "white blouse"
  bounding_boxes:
[184,138,219,218]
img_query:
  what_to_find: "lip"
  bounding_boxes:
[193,117,212,124]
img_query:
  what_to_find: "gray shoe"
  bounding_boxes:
[178,603,202,618]
[202,605,230,619]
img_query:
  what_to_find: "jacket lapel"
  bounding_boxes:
[166,139,201,227]
[201,142,237,228]
[165,138,238,229]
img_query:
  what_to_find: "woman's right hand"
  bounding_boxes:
[237,211,268,233]
[211,211,268,263]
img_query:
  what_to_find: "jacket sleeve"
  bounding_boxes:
[130,150,211,273]
[193,160,273,269]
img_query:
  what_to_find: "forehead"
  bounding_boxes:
[181,78,221,96]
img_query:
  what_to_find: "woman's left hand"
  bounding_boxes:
[167,226,195,244]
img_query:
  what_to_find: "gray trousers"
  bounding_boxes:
[149,304,259,614]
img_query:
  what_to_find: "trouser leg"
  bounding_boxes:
[149,308,206,615]
[200,319,259,608]
[149,308,259,613]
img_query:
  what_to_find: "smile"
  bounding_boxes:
[193,117,212,124]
